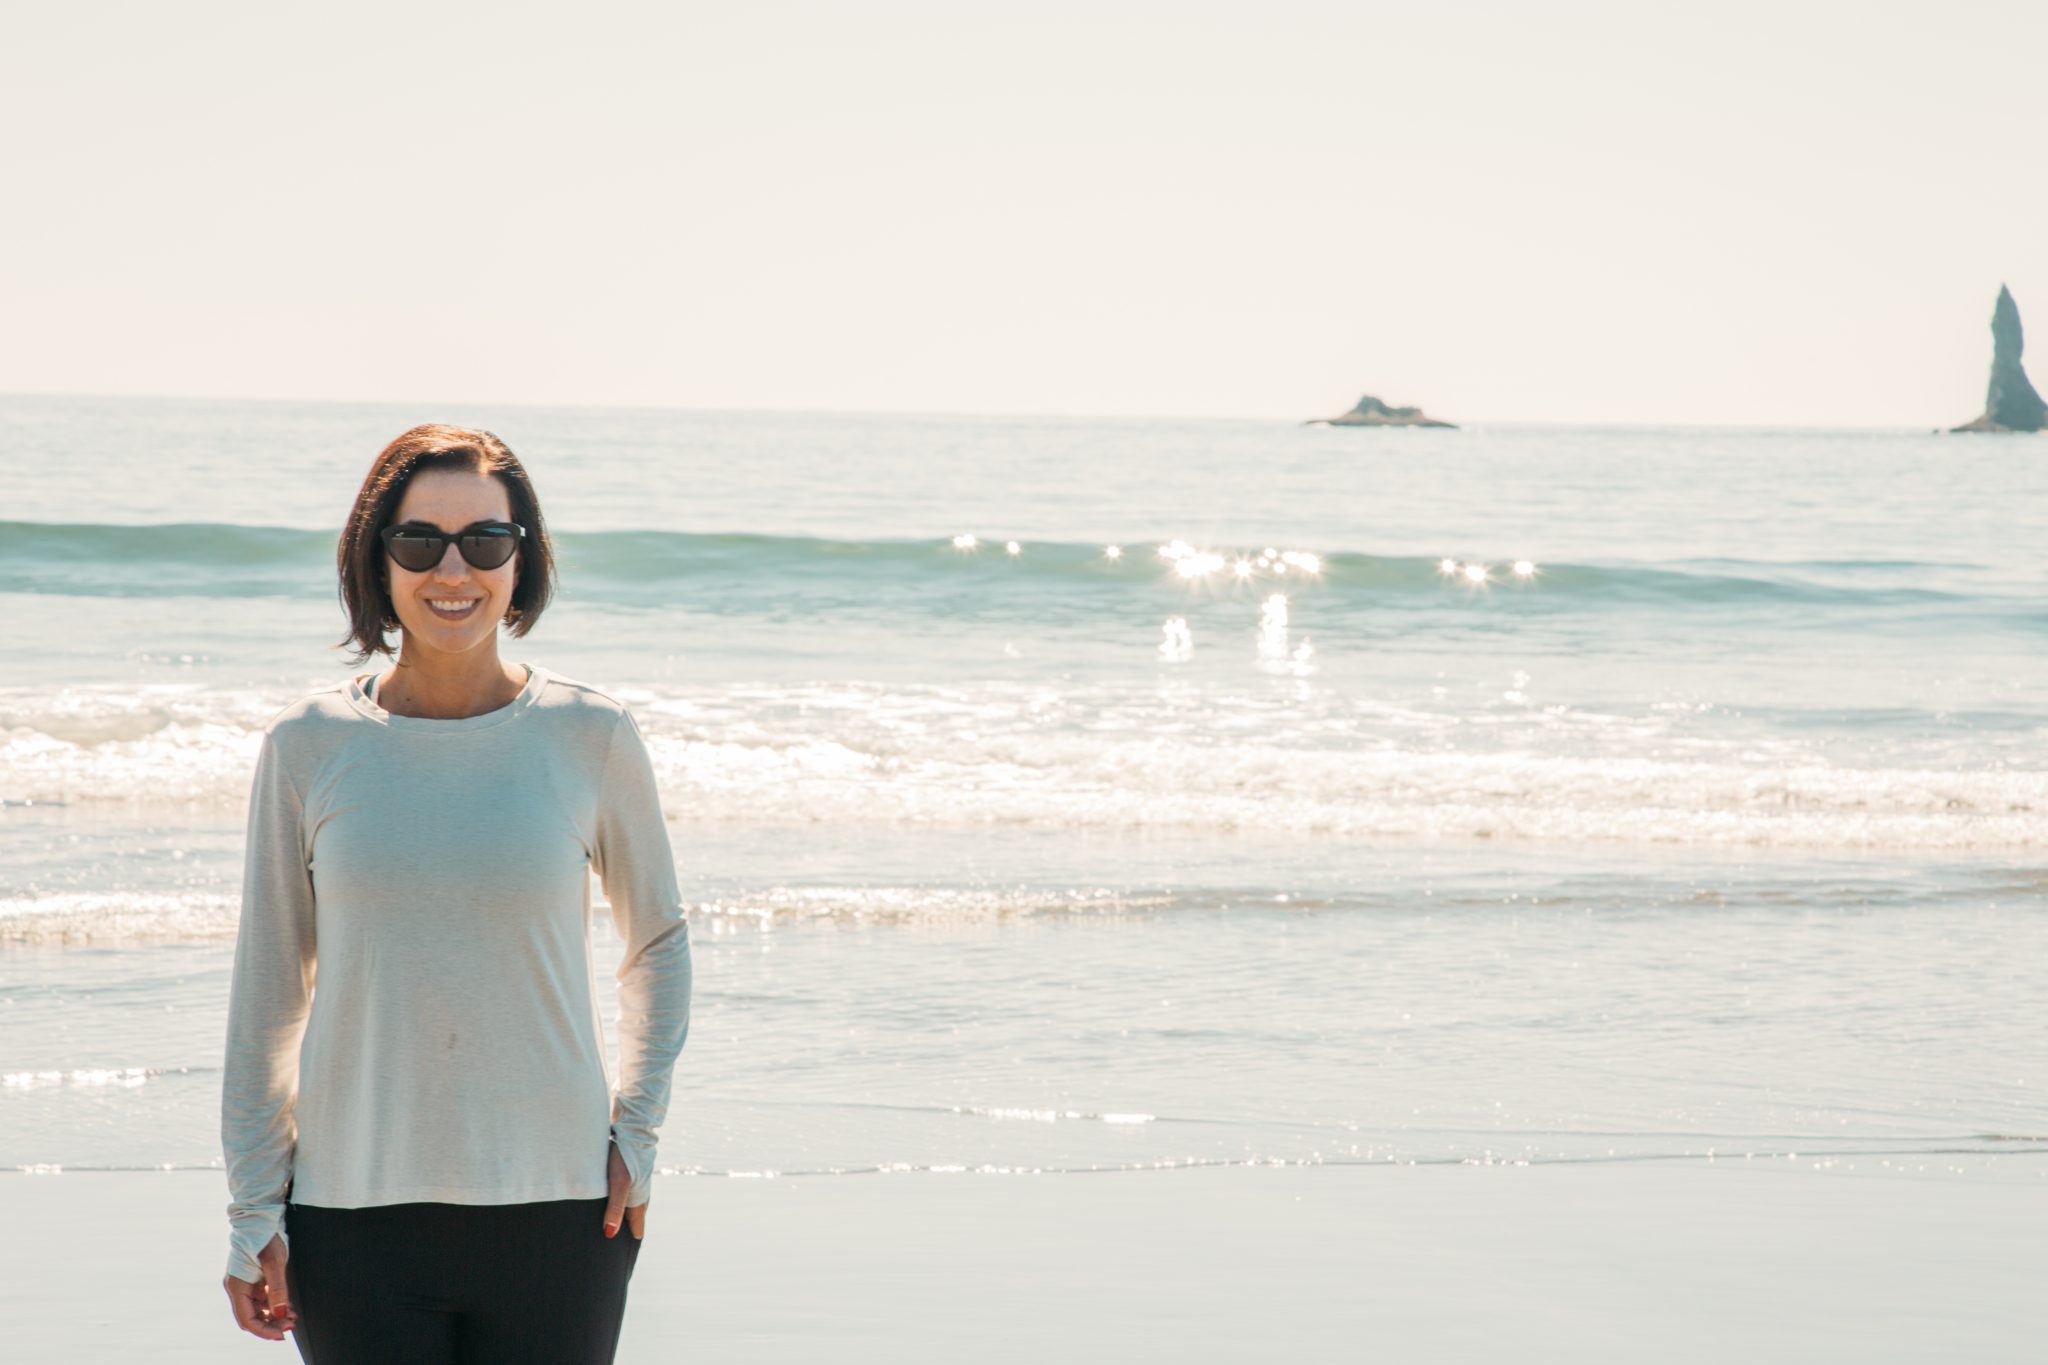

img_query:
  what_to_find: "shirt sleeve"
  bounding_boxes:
[592,708,692,1205]
[219,728,317,1283]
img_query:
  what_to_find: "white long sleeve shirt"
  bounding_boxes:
[220,666,691,1283]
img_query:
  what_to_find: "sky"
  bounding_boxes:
[2,0,2044,426]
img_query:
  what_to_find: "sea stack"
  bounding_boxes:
[1951,285,2046,433]
[1308,394,1456,428]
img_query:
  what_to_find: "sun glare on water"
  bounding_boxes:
[1158,617,1193,662]
[938,532,1538,667]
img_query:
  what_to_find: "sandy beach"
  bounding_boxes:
[4,1163,2042,1362]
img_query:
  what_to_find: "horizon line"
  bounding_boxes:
[0,386,2015,437]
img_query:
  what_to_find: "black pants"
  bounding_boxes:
[284,1198,642,1364]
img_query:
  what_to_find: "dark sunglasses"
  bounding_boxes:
[380,521,525,573]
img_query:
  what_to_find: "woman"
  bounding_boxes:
[220,425,692,1363]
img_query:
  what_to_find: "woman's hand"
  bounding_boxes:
[602,1139,648,1240]
[223,1234,295,1340]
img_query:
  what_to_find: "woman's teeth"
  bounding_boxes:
[427,598,480,619]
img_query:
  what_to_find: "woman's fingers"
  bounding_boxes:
[223,1232,297,1341]
[603,1139,650,1240]
[223,1275,288,1342]
[602,1141,629,1237]
[256,1234,296,1333]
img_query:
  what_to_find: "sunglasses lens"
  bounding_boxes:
[459,530,519,570]
[384,525,519,572]
[385,532,445,572]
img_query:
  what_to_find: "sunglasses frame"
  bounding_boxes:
[379,520,526,573]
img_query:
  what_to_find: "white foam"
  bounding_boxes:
[3,1067,158,1090]
[0,892,241,944]
[8,681,2048,851]
[649,733,2048,851]
[1,684,274,805]
[689,887,1170,926]
[954,1107,1155,1124]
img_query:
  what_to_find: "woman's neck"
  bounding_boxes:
[375,643,527,720]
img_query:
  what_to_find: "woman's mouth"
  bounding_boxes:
[426,598,481,621]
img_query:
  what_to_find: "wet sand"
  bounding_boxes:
[3,1162,2043,1362]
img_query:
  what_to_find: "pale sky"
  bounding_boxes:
[2,0,2044,426]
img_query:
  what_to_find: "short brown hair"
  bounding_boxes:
[336,425,556,663]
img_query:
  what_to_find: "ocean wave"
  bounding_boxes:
[9,869,2043,945]
[0,892,245,944]
[5,679,2048,852]
[640,734,2048,849]
[1,1066,191,1090]
[0,519,1996,612]
[0,885,1172,944]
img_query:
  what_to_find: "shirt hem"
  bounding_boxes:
[289,1178,610,1209]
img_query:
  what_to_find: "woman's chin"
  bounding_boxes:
[399,618,501,656]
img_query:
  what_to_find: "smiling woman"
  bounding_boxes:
[219,425,692,1364]
[336,425,553,676]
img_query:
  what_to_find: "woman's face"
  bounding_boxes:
[385,466,520,659]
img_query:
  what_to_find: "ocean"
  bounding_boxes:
[2,393,2043,1187]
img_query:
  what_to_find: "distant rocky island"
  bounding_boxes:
[1308,394,1457,429]
[1951,285,2045,433]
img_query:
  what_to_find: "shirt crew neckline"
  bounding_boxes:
[344,663,546,732]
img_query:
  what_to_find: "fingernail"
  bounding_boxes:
[605,1222,618,1237]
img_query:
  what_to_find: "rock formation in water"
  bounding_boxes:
[1951,285,2046,433]
[1308,394,1457,428]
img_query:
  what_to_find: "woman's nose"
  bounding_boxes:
[431,543,472,580]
